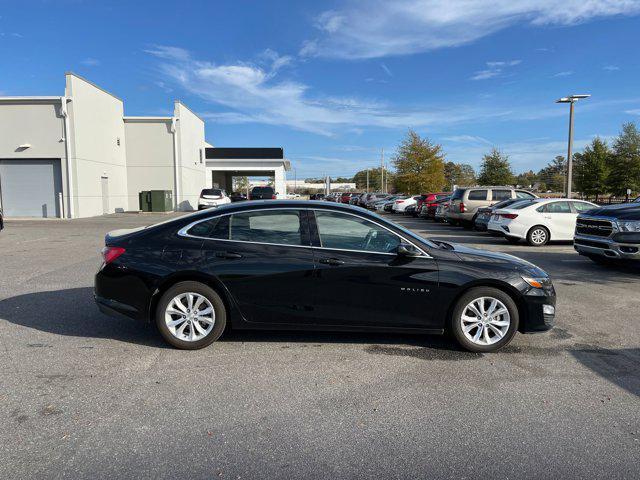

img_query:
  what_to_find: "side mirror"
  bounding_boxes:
[397,243,421,257]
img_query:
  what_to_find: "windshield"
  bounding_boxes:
[201,189,223,196]
[251,187,274,193]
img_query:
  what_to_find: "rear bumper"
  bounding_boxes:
[95,295,142,321]
[574,235,640,260]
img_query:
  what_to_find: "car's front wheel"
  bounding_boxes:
[156,281,226,350]
[450,287,519,352]
[527,226,550,246]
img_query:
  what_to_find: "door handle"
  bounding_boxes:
[215,251,243,259]
[319,258,344,266]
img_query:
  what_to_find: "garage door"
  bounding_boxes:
[0,159,63,218]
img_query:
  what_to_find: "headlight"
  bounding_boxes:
[522,276,547,288]
[617,220,640,232]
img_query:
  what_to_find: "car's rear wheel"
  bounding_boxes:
[156,281,226,350]
[527,226,549,246]
[450,287,519,352]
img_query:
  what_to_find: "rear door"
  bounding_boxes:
[542,201,575,239]
[308,209,439,329]
[193,208,317,325]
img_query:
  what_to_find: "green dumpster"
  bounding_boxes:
[150,190,173,212]
[138,191,152,212]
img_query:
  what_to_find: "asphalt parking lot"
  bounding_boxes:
[1,212,639,479]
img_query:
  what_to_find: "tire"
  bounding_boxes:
[450,287,519,353]
[155,281,227,350]
[505,236,520,244]
[527,226,550,247]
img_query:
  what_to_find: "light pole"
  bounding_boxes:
[556,94,590,198]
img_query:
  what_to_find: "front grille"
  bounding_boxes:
[575,218,613,237]
[574,238,610,249]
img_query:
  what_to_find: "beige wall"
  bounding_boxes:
[65,74,128,217]
[0,101,66,159]
[124,119,175,211]
[174,102,206,211]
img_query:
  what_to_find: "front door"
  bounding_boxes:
[195,209,317,325]
[308,209,439,329]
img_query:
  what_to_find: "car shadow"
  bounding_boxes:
[0,287,169,348]
[570,347,640,398]
[0,287,475,357]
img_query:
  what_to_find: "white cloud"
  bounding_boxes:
[626,109,640,115]
[553,71,573,77]
[81,58,101,67]
[380,63,393,77]
[148,45,519,136]
[471,60,521,80]
[603,65,620,71]
[303,0,640,59]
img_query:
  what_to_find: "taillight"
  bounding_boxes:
[102,246,125,264]
[459,202,465,213]
[272,194,277,199]
[501,213,518,219]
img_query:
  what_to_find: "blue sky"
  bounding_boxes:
[2,0,640,178]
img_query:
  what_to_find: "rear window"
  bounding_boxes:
[201,189,223,196]
[451,189,465,200]
[516,190,536,199]
[511,200,537,210]
[251,187,274,194]
[467,190,488,201]
[230,210,301,245]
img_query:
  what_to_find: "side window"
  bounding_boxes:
[572,202,594,212]
[186,216,229,239]
[467,190,488,201]
[492,190,511,201]
[546,201,572,213]
[516,190,536,199]
[230,210,302,246]
[315,211,400,254]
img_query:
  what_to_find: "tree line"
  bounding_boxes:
[348,122,640,197]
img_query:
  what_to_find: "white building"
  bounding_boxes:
[0,73,290,218]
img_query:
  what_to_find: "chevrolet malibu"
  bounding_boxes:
[95,201,556,352]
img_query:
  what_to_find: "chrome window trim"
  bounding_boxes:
[177,207,432,258]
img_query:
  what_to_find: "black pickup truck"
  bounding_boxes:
[574,199,640,264]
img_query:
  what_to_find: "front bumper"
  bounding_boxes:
[574,234,640,260]
[521,295,556,332]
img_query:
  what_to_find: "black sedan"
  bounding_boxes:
[95,201,556,352]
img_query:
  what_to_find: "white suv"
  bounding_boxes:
[198,188,231,210]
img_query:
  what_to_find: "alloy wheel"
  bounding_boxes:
[164,292,215,342]
[460,296,511,346]
[530,228,547,245]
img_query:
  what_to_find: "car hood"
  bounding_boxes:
[445,243,547,276]
[582,203,640,220]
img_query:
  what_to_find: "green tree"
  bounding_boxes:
[515,170,538,188]
[353,167,386,191]
[537,156,566,193]
[607,122,640,196]
[477,148,514,185]
[573,137,611,199]
[444,162,476,189]
[392,130,446,194]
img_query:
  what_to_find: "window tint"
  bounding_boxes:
[187,215,229,239]
[201,189,223,196]
[545,201,572,213]
[230,210,302,245]
[516,190,536,199]
[492,190,511,201]
[511,200,537,210]
[451,189,465,200]
[251,186,274,194]
[572,201,595,212]
[467,190,488,201]
[315,211,400,254]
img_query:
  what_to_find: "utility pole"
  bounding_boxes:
[556,94,590,199]
[380,148,385,193]
[366,169,369,193]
